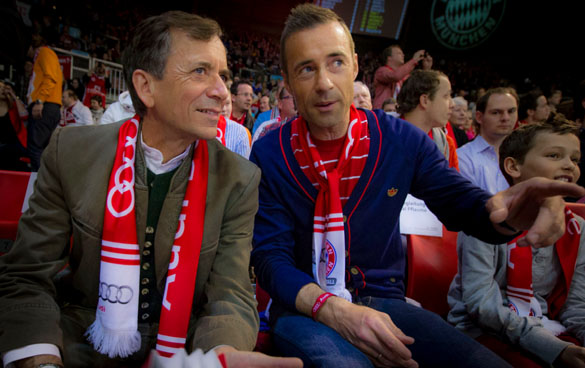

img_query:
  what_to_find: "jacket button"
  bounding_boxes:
[390,277,396,283]
[146,226,154,234]
[350,267,359,275]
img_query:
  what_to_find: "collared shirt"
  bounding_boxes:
[456,135,509,195]
[141,135,190,174]
[225,118,251,159]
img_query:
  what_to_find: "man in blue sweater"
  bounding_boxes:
[250,4,584,368]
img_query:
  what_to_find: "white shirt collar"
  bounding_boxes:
[140,134,191,175]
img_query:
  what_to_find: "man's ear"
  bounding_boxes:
[475,110,483,127]
[132,69,156,109]
[503,157,522,180]
[419,94,429,109]
[283,72,292,96]
[353,53,359,80]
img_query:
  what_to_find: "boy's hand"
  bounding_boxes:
[556,345,585,368]
[487,177,585,248]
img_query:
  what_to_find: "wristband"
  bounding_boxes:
[312,292,334,320]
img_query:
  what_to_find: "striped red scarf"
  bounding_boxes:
[290,105,369,299]
[216,115,227,145]
[507,207,581,321]
[86,116,208,359]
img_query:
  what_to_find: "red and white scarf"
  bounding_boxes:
[506,207,581,328]
[216,115,227,146]
[86,116,208,359]
[290,105,369,300]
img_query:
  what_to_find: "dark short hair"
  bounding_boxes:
[397,70,446,115]
[474,87,519,132]
[122,11,223,117]
[64,89,78,100]
[230,80,253,96]
[518,90,544,121]
[382,98,396,106]
[90,95,103,105]
[382,44,400,63]
[499,114,580,185]
[280,3,354,76]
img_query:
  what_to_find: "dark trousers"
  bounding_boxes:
[27,102,61,171]
[272,297,512,368]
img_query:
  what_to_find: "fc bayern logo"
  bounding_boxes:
[324,240,337,277]
[431,0,506,50]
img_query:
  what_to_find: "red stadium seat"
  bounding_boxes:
[254,282,275,354]
[0,170,31,242]
[405,227,458,318]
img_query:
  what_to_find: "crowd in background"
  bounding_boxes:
[4,1,585,170]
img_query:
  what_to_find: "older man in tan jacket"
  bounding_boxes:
[0,11,300,368]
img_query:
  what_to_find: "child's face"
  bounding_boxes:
[514,132,580,184]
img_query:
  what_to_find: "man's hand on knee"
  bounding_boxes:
[295,284,418,368]
[321,298,418,368]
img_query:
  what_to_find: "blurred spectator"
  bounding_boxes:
[517,90,551,128]
[548,89,562,113]
[26,33,63,171]
[59,25,75,50]
[353,81,372,110]
[15,60,33,102]
[0,79,29,171]
[83,63,109,108]
[382,98,397,113]
[252,87,297,144]
[68,78,85,102]
[230,80,254,130]
[60,89,93,126]
[398,70,458,169]
[90,95,104,124]
[100,90,135,124]
[373,44,425,109]
[258,94,271,116]
[218,92,252,159]
[457,88,518,194]
[448,96,470,147]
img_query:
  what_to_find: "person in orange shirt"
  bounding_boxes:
[26,34,63,171]
[398,69,458,170]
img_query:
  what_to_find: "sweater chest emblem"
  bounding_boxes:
[387,188,398,197]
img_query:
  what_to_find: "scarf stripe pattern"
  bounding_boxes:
[86,116,208,360]
[216,115,227,146]
[290,105,369,300]
[507,207,581,323]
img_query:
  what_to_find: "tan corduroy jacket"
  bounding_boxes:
[0,120,260,360]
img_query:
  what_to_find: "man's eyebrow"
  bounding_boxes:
[327,51,347,59]
[193,61,212,69]
[293,58,314,71]
[292,51,349,71]
[219,68,230,77]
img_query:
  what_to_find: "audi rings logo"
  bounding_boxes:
[431,0,506,50]
[106,133,137,218]
[99,282,134,304]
